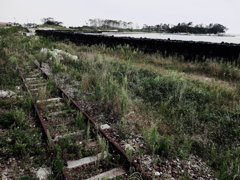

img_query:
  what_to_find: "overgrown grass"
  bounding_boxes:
[90,44,240,83]
[0,91,50,178]
[0,109,26,128]
[1,27,240,179]
[0,27,53,178]
[75,112,85,130]
[47,43,240,179]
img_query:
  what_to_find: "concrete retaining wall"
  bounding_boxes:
[36,30,240,62]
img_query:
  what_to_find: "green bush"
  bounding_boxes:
[0,109,25,128]
[0,111,16,128]
[53,155,64,174]
[75,112,85,130]
[4,127,43,156]
[143,125,172,157]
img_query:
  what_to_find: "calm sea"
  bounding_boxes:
[104,32,240,44]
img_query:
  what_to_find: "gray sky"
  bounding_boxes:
[1,0,240,33]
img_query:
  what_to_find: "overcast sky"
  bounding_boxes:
[1,0,240,34]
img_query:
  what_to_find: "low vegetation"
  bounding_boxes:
[1,26,239,179]
[0,27,53,179]
[72,18,227,34]
[45,42,240,179]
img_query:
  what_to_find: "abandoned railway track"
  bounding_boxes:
[20,63,151,179]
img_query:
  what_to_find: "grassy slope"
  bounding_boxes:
[53,43,240,179]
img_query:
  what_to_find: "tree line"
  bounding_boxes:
[142,22,228,34]
[41,17,63,26]
[40,17,228,34]
[87,18,134,29]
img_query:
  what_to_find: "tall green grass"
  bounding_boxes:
[2,26,239,179]
[55,44,240,179]
[0,27,53,177]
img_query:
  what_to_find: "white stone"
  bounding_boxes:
[42,48,78,62]
[124,144,134,151]
[53,131,84,142]
[41,48,48,56]
[100,124,111,130]
[86,167,126,180]
[192,164,200,169]
[48,111,63,116]
[25,32,36,36]
[30,88,41,91]
[53,49,78,61]
[155,171,161,176]
[26,77,43,81]
[0,90,15,98]
[67,151,108,168]
[142,156,152,165]
[46,102,64,108]
[36,167,52,180]
[1,168,9,180]
[36,97,62,104]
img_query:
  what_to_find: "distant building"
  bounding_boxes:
[0,22,12,26]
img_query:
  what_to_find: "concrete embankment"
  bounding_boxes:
[36,30,240,62]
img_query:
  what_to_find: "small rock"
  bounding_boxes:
[124,144,134,151]
[41,48,48,56]
[155,171,161,176]
[0,90,15,98]
[36,167,52,180]
[100,124,111,130]
[192,164,200,171]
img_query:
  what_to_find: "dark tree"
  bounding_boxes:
[166,22,228,34]
[41,17,63,26]
[208,23,228,34]
[88,18,133,29]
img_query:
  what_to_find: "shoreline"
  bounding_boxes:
[102,31,236,37]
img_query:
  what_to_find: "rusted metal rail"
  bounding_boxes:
[21,75,55,147]
[58,84,152,180]
[21,64,152,179]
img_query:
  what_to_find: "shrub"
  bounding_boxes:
[75,112,85,130]
[143,124,172,157]
[0,109,25,128]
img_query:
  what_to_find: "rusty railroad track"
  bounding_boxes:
[20,63,152,179]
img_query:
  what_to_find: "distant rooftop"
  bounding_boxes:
[0,22,12,26]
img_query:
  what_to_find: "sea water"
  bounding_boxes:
[105,32,240,44]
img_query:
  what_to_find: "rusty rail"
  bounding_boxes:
[22,63,152,180]
[21,75,54,147]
